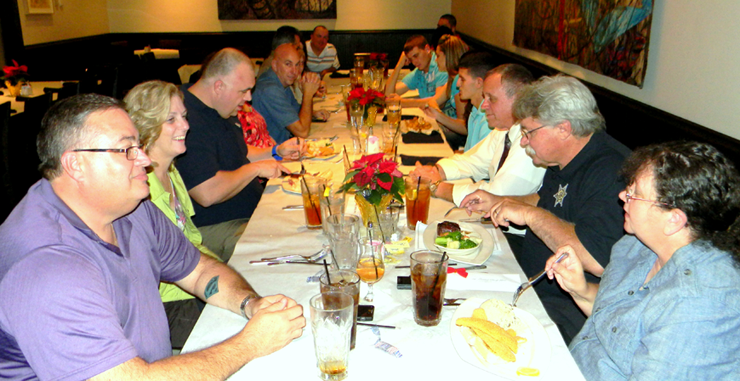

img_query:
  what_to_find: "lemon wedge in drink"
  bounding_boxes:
[408,189,418,201]
[323,187,331,197]
[516,367,540,377]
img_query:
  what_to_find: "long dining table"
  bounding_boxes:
[181,76,585,380]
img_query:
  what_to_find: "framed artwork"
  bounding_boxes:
[218,0,336,20]
[514,0,654,87]
[27,0,54,14]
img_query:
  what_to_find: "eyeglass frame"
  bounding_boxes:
[521,124,550,140]
[624,191,673,208]
[72,145,143,161]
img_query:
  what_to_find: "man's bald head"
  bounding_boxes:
[200,48,253,83]
[272,43,302,87]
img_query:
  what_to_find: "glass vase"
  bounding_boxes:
[4,81,22,97]
[364,105,377,127]
[354,192,392,240]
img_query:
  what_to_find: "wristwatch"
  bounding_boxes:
[271,145,283,161]
[430,180,442,195]
[240,293,259,319]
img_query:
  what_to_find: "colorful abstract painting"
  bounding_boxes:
[514,0,653,87]
[218,0,336,20]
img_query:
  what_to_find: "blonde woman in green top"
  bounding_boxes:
[124,80,220,349]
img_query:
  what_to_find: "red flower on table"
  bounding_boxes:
[341,153,404,204]
[347,88,385,107]
[2,60,29,82]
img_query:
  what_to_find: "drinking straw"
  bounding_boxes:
[431,252,447,296]
[414,176,421,219]
[367,222,379,279]
[323,184,333,217]
[323,259,332,285]
[301,176,320,221]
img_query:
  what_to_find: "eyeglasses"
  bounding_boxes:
[72,145,142,161]
[521,124,549,140]
[624,191,673,208]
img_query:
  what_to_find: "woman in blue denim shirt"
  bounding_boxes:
[546,141,740,380]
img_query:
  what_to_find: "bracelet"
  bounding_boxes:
[271,145,283,161]
[240,294,258,320]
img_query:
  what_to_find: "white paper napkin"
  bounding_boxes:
[447,273,521,292]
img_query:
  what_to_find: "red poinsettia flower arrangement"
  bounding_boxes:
[369,52,388,61]
[340,153,405,205]
[1,60,29,85]
[347,87,385,107]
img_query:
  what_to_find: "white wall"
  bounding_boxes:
[453,0,740,140]
[17,0,109,45]
[107,0,451,32]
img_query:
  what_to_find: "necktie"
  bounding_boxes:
[496,132,511,172]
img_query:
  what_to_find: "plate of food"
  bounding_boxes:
[423,220,496,265]
[450,298,551,380]
[304,139,338,160]
[281,170,333,194]
[403,116,434,134]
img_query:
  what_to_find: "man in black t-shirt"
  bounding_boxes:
[461,75,630,343]
[176,48,301,261]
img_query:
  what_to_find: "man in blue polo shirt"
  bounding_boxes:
[253,43,329,144]
[385,35,449,109]
[0,94,305,380]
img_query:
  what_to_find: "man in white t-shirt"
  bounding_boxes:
[305,25,340,78]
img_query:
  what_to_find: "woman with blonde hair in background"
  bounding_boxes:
[423,34,470,149]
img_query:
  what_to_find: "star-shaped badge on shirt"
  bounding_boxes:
[553,184,568,207]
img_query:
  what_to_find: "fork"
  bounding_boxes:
[252,248,326,264]
[511,252,569,307]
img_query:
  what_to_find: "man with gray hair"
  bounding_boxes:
[461,75,630,343]
[0,94,305,379]
[177,48,300,261]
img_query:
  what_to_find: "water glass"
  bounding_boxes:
[310,292,354,381]
[320,189,346,236]
[319,270,360,349]
[326,214,360,270]
[376,206,400,243]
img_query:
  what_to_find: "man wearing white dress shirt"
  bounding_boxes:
[410,64,544,250]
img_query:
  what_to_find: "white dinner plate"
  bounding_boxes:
[280,170,333,194]
[304,142,339,161]
[450,298,551,380]
[423,220,497,265]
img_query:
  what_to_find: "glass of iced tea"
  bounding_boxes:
[410,250,448,326]
[310,292,354,381]
[319,270,360,350]
[301,175,326,229]
[405,176,431,230]
[385,99,402,129]
[355,239,385,302]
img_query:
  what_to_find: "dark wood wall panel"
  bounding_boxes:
[16,30,740,165]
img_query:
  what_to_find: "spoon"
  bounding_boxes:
[511,252,569,307]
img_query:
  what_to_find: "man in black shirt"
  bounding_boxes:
[461,75,629,343]
[177,48,301,261]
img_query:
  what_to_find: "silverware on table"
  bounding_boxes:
[511,252,569,307]
[282,205,304,210]
[357,322,397,329]
[266,261,324,266]
[443,298,467,306]
[256,249,326,263]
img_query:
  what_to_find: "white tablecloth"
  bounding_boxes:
[0,81,65,114]
[182,80,584,380]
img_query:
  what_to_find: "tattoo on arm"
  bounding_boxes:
[204,275,219,299]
